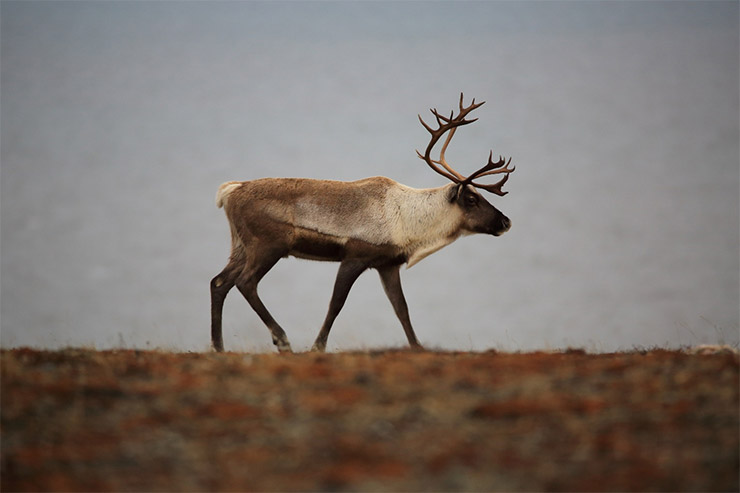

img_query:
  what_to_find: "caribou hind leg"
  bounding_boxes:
[212,240,292,353]
[210,264,239,352]
[211,240,249,351]
[311,259,369,352]
[378,264,423,350]
[211,220,249,352]
[235,248,293,353]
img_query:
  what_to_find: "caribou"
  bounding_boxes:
[210,94,515,352]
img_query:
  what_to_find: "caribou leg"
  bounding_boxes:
[311,259,369,352]
[235,248,293,353]
[378,264,423,350]
[210,263,239,352]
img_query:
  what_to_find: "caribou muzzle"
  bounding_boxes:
[492,214,512,236]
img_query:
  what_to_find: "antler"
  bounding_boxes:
[416,93,514,196]
[417,93,482,182]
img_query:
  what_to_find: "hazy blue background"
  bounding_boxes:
[2,1,738,352]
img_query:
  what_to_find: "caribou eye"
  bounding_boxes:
[464,193,479,206]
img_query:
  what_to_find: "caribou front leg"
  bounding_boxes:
[378,264,423,350]
[312,259,368,352]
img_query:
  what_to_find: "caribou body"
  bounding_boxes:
[211,94,515,352]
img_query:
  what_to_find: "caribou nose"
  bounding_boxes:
[501,215,512,231]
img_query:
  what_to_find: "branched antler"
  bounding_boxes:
[416,93,514,196]
[462,153,516,196]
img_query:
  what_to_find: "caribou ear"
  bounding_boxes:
[448,184,463,203]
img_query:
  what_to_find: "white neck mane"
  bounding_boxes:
[385,183,465,268]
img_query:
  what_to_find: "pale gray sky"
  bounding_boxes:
[2,1,738,352]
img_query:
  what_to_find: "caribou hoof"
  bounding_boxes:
[311,342,326,353]
[274,337,293,354]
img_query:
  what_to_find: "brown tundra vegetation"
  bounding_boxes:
[1,347,738,491]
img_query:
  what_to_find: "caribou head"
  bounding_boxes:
[417,93,514,236]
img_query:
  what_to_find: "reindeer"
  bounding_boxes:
[210,94,515,353]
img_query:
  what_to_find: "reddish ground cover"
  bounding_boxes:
[2,348,738,491]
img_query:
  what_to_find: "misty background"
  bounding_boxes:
[1,1,738,353]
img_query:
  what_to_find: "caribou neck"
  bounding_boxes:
[388,183,465,268]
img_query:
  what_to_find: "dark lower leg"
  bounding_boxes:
[237,282,292,353]
[312,260,368,352]
[211,270,236,352]
[378,265,422,349]
[234,249,293,353]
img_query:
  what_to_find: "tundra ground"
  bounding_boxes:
[1,348,738,491]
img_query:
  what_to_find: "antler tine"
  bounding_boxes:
[417,113,435,134]
[432,108,445,127]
